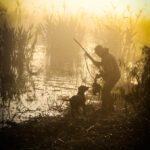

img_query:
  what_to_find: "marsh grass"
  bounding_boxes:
[0,3,38,125]
[40,12,85,75]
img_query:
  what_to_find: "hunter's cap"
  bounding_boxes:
[94,45,108,55]
[94,45,103,51]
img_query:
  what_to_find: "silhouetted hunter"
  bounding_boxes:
[86,45,121,112]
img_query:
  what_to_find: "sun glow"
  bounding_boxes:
[20,0,149,16]
[1,0,150,18]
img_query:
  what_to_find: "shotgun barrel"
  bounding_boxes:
[73,38,87,53]
[73,38,100,68]
[73,38,95,62]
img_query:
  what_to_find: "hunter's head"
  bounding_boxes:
[94,45,109,57]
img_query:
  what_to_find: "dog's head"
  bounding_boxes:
[78,85,89,93]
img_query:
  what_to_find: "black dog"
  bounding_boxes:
[69,85,89,117]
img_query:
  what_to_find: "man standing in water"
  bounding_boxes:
[86,45,120,113]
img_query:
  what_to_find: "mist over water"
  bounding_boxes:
[0,0,150,125]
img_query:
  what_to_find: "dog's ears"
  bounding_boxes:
[86,86,89,90]
[78,85,89,91]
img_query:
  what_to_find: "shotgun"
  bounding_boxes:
[73,38,100,68]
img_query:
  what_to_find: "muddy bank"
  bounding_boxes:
[0,108,148,150]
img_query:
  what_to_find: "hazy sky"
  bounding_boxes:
[0,0,150,17]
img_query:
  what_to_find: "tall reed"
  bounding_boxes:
[40,12,85,75]
[0,2,38,124]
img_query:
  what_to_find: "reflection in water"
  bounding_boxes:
[1,45,97,124]
[0,44,132,125]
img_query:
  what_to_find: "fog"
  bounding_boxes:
[0,0,150,124]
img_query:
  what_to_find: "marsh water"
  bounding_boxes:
[0,45,102,125]
[0,42,129,126]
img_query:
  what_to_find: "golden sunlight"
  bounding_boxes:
[1,0,150,149]
[17,0,150,17]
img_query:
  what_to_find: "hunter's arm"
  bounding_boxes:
[85,52,101,68]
